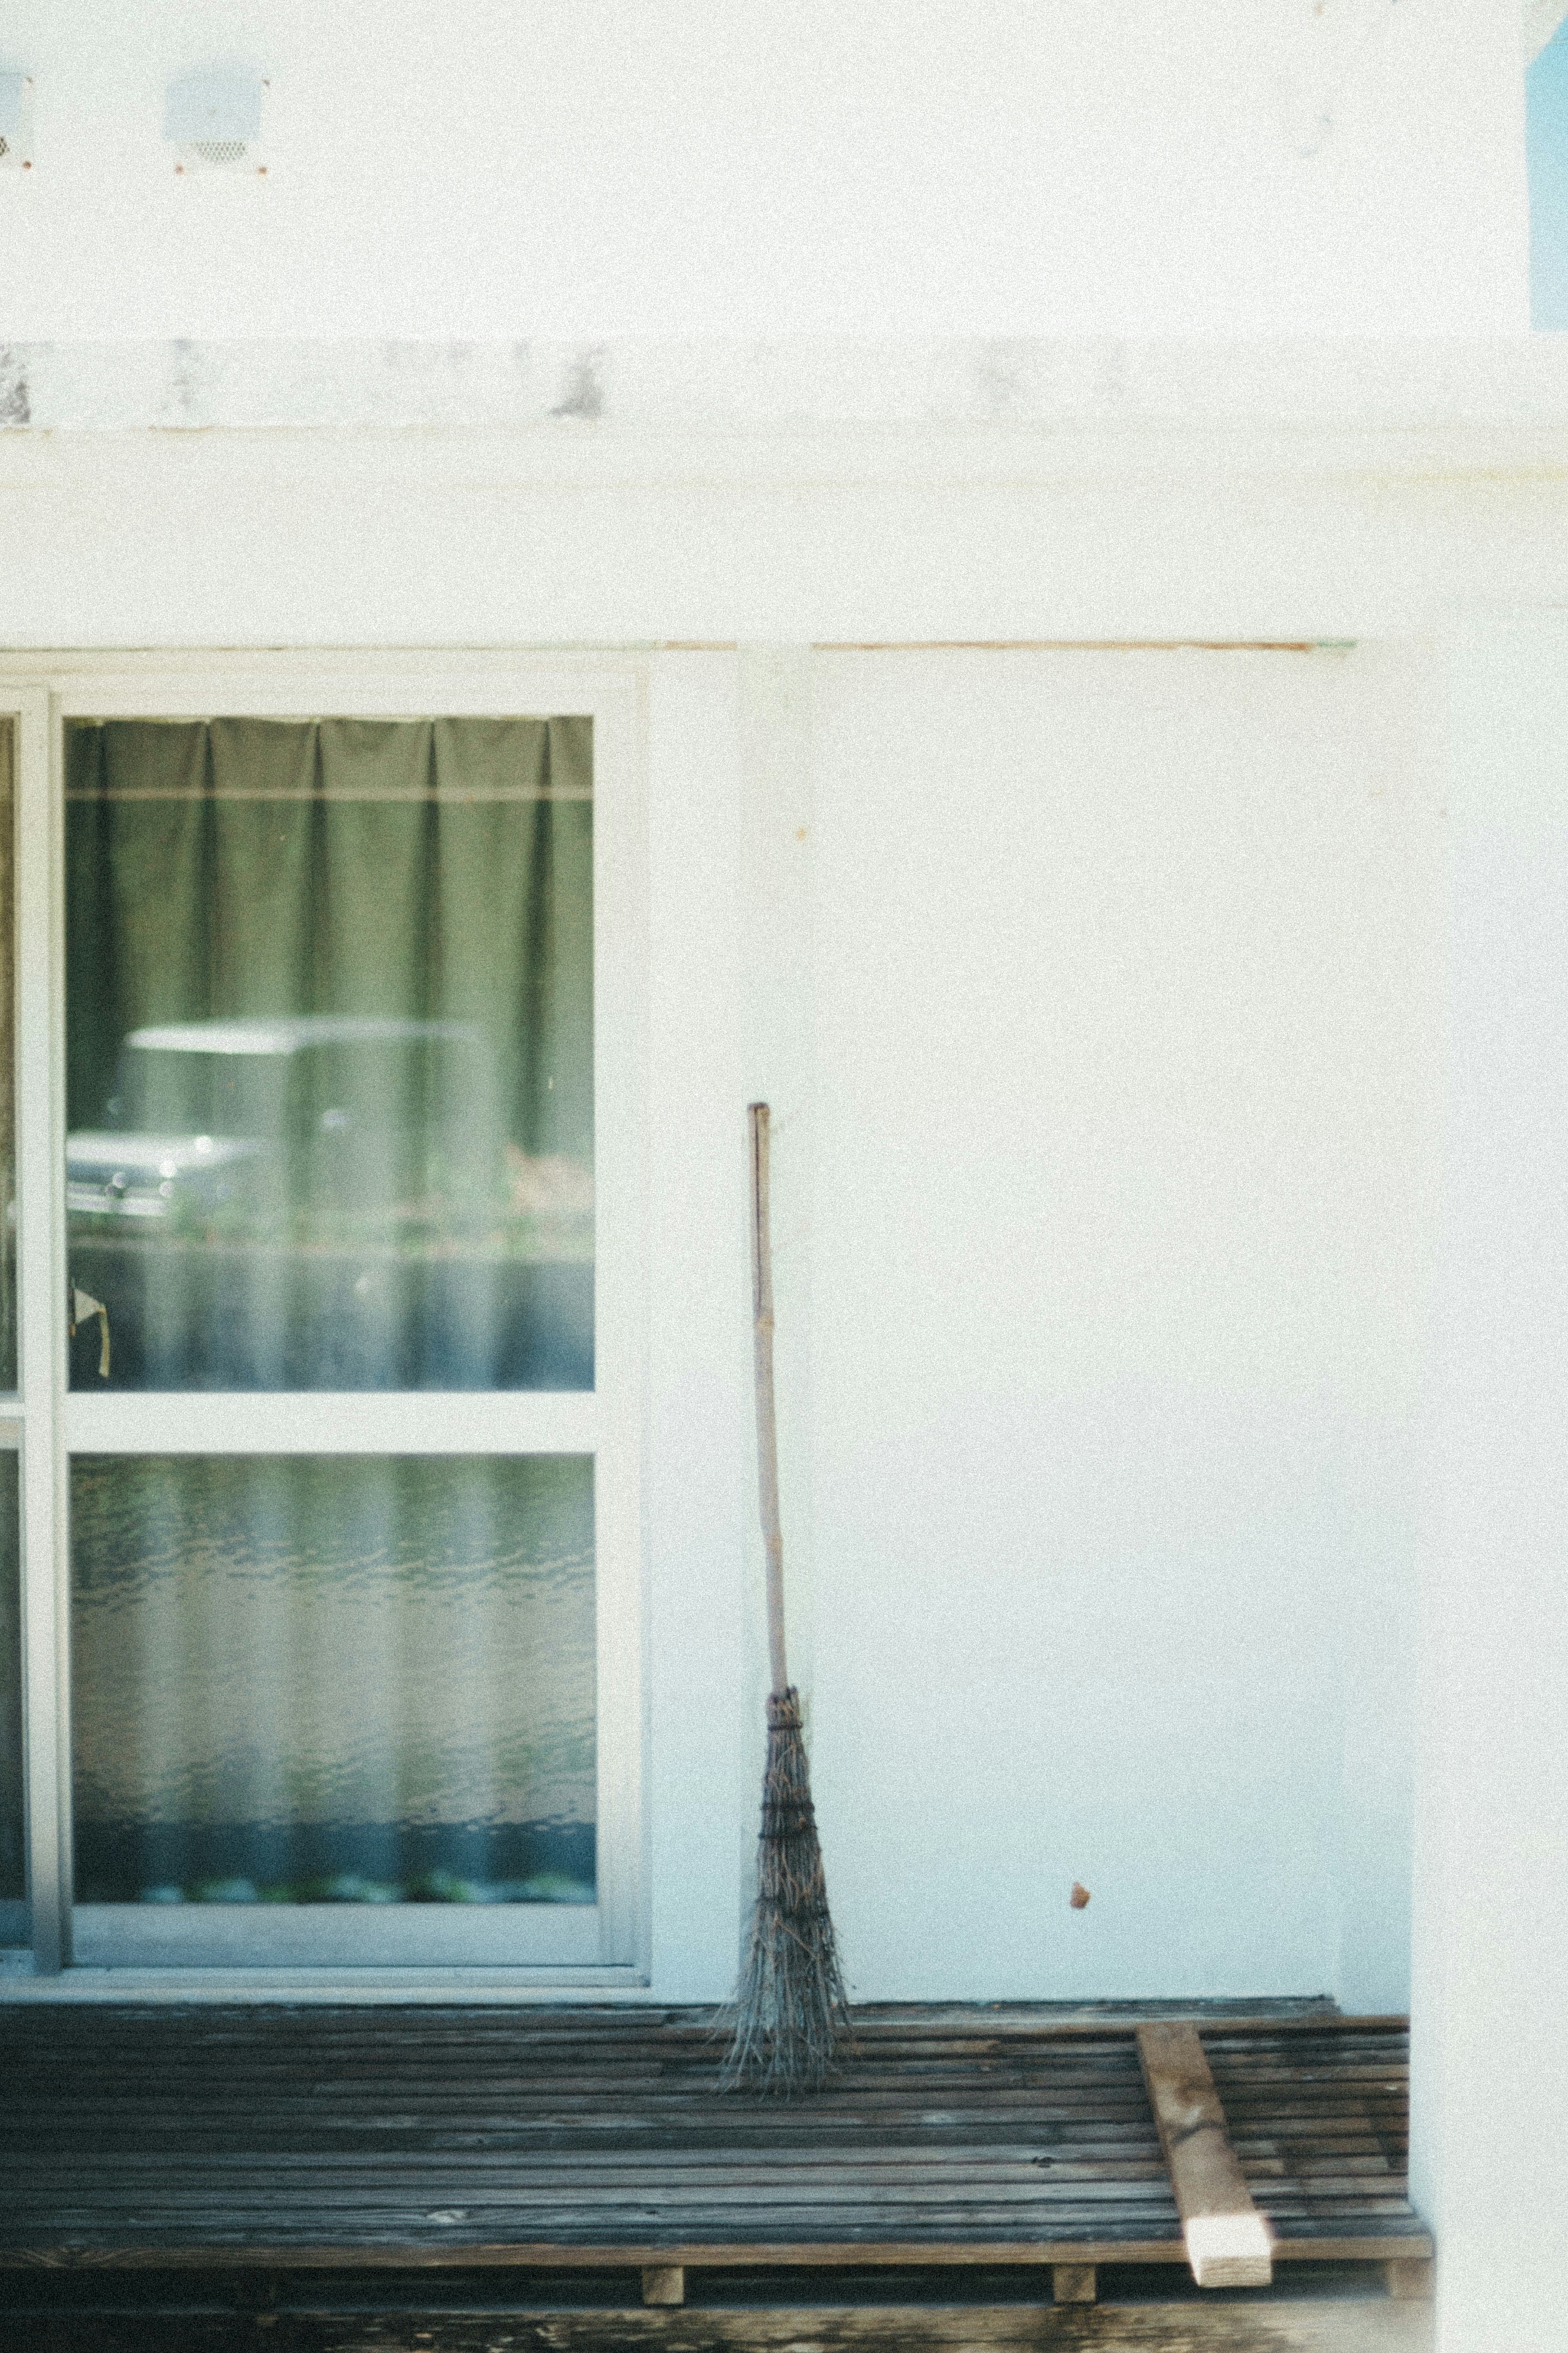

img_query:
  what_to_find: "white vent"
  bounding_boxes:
[177,138,256,174]
[0,76,33,172]
[166,69,267,175]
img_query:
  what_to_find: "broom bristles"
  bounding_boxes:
[722,1687,851,2097]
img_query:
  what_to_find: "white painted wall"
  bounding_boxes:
[643,634,1444,2012]
[1410,618,1568,2350]
[0,623,1442,2011]
[0,344,1469,2006]
[0,357,1516,2010]
[0,359,1492,2015]
[0,0,1532,338]
[805,647,1439,2006]
[643,653,753,2000]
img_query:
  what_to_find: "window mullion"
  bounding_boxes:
[63,1391,597,1456]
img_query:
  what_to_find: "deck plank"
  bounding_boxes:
[0,2003,1431,2277]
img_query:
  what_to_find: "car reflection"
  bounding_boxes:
[66,1017,593,1392]
[68,1130,264,1221]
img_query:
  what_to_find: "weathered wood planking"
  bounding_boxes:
[0,2300,1439,2353]
[0,2004,1432,2280]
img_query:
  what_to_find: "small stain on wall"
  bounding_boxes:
[0,347,30,426]
[552,348,606,421]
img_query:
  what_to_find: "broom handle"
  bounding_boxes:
[750,1102,789,1696]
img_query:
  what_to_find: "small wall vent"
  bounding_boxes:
[0,75,34,171]
[166,69,267,174]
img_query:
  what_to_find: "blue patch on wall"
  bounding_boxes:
[1530,19,1568,325]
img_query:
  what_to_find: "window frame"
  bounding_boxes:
[0,1418,24,1952]
[0,655,649,1988]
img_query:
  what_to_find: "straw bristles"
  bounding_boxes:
[722,1687,851,2097]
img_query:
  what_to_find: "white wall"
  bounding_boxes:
[639,636,1441,2010]
[0,0,1531,338]
[643,653,753,1999]
[0,627,1441,2011]
[805,646,1440,2005]
[1410,619,1568,2349]
[0,370,1470,2007]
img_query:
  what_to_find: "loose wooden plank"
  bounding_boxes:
[1135,2024,1272,2290]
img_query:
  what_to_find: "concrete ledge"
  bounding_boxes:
[4,337,1568,441]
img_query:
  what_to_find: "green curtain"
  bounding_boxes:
[65,718,593,1392]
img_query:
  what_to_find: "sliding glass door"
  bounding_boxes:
[3,668,642,1977]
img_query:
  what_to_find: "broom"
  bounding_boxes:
[722,1102,851,2096]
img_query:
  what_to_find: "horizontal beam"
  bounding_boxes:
[0,2236,1433,2273]
[0,2305,1453,2352]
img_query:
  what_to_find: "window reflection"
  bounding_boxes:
[65,718,593,1391]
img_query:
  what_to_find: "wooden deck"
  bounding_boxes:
[0,2000,1433,2350]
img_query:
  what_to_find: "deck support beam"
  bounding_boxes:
[1384,2258,1433,2301]
[1051,2264,1096,2304]
[1136,2022,1273,2289]
[642,2266,686,2306]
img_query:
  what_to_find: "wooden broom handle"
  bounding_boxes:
[750,1103,789,1696]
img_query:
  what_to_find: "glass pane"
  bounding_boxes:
[0,1453,22,1941]
[70,1454,595,1906]
[65,718,592,1390]
[0,719,14,1393]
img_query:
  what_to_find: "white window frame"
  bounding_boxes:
[0,655,648,1990]
[0,1418,24,1954]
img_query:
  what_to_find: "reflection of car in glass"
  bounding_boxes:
[68,1016,500,1234]
[67,1127,262,1225]
[64,1017,594,1392]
